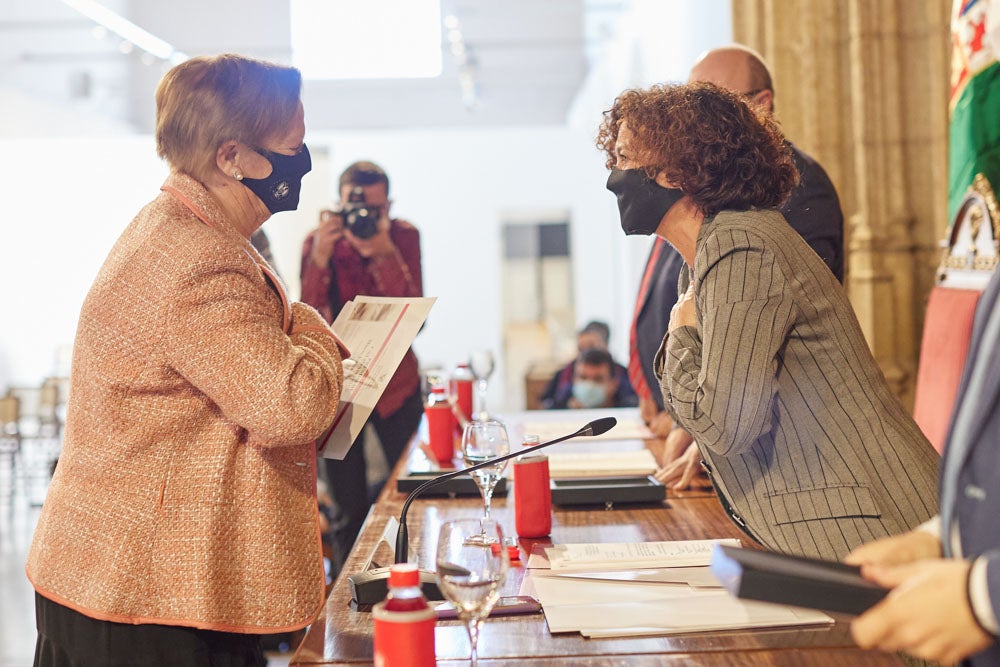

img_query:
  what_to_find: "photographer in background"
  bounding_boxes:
[301,160,423,573]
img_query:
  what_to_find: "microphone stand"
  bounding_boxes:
[348,417,617,605]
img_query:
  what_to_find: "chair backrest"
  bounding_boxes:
[913,173,999,453]
[0,393,18,434]
[937,173,999,290]
[912,286,981,453]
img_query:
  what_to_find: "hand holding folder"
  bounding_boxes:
[711,544,888,616]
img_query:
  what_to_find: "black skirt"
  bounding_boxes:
[34,593,266,667]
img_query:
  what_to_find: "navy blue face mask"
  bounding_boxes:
[606,167,685,236]
[241,144,312,214]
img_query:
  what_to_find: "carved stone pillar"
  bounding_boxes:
[733,0,950,408]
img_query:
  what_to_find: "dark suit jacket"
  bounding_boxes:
[940,267,1000,666]
[633,240,686,409]
[658,209,937,561]
[633,144,843,410]
[784,143,844,282]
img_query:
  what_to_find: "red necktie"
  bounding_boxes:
[628,238,665,401]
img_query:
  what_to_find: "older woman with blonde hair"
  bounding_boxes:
[27,54,345,666]
[598,82,939,562]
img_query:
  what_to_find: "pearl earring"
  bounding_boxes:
[233,170,243,181]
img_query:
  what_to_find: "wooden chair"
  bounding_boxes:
[523,359,565,410]
[10,379,65,504]
[913,173,999,453]
[0,391,22,502]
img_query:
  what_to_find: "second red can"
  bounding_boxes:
[512,454,552,538]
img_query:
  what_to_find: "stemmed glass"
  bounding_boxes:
[461,419,510,531]
[469,350,495,420]
[436,519,509,667]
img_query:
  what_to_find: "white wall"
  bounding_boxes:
[0,136,167,387]
[0,126,629,413]
[0,0,732,413]
[276,126,629,411]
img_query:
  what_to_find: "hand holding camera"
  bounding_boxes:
[310,209,345,268]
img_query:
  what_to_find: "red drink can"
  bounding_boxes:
[451,377,474,423]
[424,403,456,464]
[513,454,552,538]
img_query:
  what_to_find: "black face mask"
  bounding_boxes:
[242,144,312,214]
[606,168,685,236]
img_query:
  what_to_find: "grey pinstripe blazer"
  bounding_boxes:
[657,209,939,560]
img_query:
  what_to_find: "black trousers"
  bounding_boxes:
[34,593,266,667]
[324,388,423,573]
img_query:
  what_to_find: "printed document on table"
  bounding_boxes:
[550,566,722,588]
[546,449,658,479]
[317,296,435,460]
[544,538,741,571]
[529,574,832,636]
[521,414,653,442]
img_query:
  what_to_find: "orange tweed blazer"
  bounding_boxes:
[26,173,345,633]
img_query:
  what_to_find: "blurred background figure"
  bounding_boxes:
[540,320,636,410]
[300,160,423,574]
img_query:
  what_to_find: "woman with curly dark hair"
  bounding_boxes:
[599,82,938,561]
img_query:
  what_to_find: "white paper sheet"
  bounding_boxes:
[531,574,832,636]
[317,296,435,459]
[521,416,653,443]
[544,538,741,571]
[550,566,722,588]
[547,449,658,479]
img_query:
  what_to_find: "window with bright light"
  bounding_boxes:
[290,0,442,79]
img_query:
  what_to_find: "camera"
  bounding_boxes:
[339,186,379,239]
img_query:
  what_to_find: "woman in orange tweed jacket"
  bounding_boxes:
[26,54,345,666]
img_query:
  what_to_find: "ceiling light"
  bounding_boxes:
[62,0,187,65]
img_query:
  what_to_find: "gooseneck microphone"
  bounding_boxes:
[348,416,617,605]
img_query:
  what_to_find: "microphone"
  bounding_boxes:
[348,416,617,605]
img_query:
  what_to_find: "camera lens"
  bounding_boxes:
[345,206,378,239]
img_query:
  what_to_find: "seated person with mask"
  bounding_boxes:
[543,348,638,410]
[540,321,636,409]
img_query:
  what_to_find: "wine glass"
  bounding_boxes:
[461,419,510,531]
[468,350,495,419]
[436,519,509,667]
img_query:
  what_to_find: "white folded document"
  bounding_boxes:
[530,572,833,636]
[543,538,741,571]
[546,449,658,479]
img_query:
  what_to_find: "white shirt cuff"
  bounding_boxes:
[970,557,1000,635]
[917,515,941,538]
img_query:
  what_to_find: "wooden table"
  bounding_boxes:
[292,411,902,666]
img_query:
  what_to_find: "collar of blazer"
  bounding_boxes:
[161,173,292,334]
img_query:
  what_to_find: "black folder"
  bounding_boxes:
[396,470,507,496]
[710,544,888,616]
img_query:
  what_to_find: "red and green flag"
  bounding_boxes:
[950,0,1000,223]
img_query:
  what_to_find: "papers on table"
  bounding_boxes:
[548,566,722,588]
[317,296,435,460]
[524,539,834,638]
[546,449,658,479]
[544,538,738,571]
[521,415,653,443]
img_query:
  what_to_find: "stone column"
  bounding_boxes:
[732,0,950,407]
